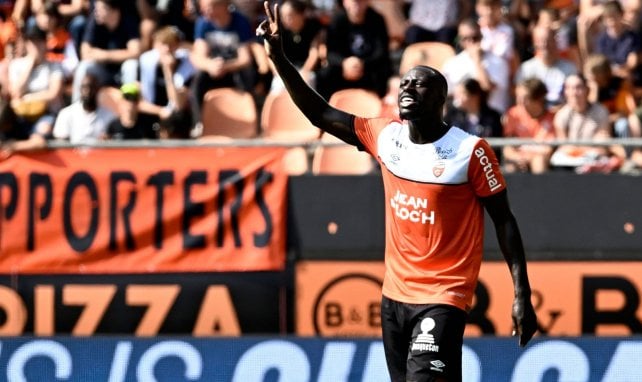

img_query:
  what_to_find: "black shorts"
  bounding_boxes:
[381,296,468,382]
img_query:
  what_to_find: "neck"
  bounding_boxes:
[573,101,589,113]
[106,14,121,30]
[407,119,450,144]
[538,52,557,66]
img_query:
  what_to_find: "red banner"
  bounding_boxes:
[0,147,289,273]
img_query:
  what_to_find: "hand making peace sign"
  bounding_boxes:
[256,1,282,58]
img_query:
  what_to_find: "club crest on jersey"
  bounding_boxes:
[433,161,445,177]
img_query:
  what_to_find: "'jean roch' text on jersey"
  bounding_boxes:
[390,190,435,225]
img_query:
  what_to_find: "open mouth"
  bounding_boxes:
[399,96,416,107]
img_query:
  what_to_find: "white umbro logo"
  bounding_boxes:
[430,360,446,372]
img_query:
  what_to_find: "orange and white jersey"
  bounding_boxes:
[354,117,506,311]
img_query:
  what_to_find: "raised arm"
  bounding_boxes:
[257,1,358,145]
[481,190,537,347]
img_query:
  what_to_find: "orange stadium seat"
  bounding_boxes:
[280,146,310,175]
[398,41,456,75]
[310,88,380,175]
[201,87,258,139]
[260,90,321,174]
[311,132,375,175]
[328,88,383,118]
[260,90,321,141]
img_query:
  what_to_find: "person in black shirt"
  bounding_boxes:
[106,83,157,139]
[267,0,324,92]
[445,78,503,138]
[444,78,503,159]
[71,0,141,102]
[315,0,392,99]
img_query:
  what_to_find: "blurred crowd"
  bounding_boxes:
[1,0,642,174]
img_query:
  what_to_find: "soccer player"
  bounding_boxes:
[257,2,538,381]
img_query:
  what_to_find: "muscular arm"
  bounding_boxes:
[481,190,537,347]
[259,2,358,145]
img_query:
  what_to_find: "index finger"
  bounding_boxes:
[263,1,276,24]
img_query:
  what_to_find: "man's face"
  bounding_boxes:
[343,0,368,24]
[280,2,304,31]
[458,25,482,50]
[80,77,99,103]
[533,29,555,54]
[94,0,116,25]
[398,67,443,120]
[200,0,229,25]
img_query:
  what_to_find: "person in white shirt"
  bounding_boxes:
[404,0,471,46]
[514,25,578,110]
[138,25,194,134]
[476,0,516,63]
[53,72,115,143]
[442,18,510,113]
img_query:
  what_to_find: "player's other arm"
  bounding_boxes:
[257,1,358,146]
[481,190,537,347]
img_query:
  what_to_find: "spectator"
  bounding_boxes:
[137,0,194,52]
[0,21,21,98]
[442,18,511,113]
[514,25,578,110]
[55,0,90,56]
[502,77,556,174]
[52,71,114,142]
[0,4,18,62]
[476,0,517,64]
[444,77,503,138]
[403,0,471,47]
[505,0,544,61]
[11,0,37,29]
[310,0,338,26]
[34,0,79,79]
[315,0,392,99]
[190,0,255,123]
[532,5,581,68]
[105,82,156,139]
[584,53,641,139]
[262,0,324,94]
[550,73,624,173]
[368,0,408,52]
[594,0,640,79]
[1,25,63,158]
[577,0,609,63]
[621,0,642,33]
[71,0,141,103]
[138,25,194,136]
